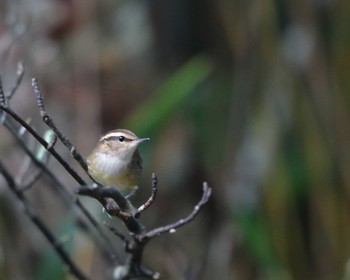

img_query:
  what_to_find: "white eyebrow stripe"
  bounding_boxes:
[100,132,132,142]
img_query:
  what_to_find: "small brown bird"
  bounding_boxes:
[87,129,149,192]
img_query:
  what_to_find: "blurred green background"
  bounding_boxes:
[1,0,350,279]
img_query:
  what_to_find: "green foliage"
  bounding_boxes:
[35,222,76,280]
[124,55,212,135]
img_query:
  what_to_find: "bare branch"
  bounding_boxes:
[135,173,158,218]
[18,118,32,137]
[0,77,7,124]
[19,130,56,190]
[77,184,145,235]
[0,74,120,263]
[0,104,87,186]
[1,75,212,280]
[2,119,120,263]
[7,62,24,99]
[0,77,5,106]
[141,182,211,241]
[20,168,44,191]
[116,182,211,280]
[0,64,25,123]
[104,222,129,245]
[0,160,90,280]
[32,78,88,172]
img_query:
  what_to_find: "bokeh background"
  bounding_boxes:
[1,0,350,279]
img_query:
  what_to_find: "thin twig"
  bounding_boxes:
[0,104,87,186]
[118,183,212,280]
[16,144,35,185]
[135,173,158,218]
[20,168,44,191]
[77,184,145,235]
[18,118,32,137]
[19,131,56,190]
[124,186,139,199]
[1,76,213,280]
[0,160,90,280]
[0,76,5,105]
[0,77,7,124]
[141,182,211,240]
[7,62,24,99]
[32,78,88,172]
[3,119,120,263]
[103,222,129,245]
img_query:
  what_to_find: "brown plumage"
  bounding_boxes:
[87,129,149,192]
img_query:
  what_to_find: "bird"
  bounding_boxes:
[86,129,149,194]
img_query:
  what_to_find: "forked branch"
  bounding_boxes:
[0,75,212,280]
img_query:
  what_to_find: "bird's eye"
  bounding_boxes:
[118,136,125,142]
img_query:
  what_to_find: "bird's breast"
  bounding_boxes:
[88,152,139,190]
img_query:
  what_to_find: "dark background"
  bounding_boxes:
[1,0,350,279]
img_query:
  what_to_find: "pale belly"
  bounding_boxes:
[87,153,139,191]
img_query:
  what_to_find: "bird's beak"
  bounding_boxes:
[135,137,150,143]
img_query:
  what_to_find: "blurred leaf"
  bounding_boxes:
[124,55,212,135]
[236,209,276,266]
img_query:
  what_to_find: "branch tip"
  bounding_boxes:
[202,182,212,201]
[141,181,212,241]
[32,78,46,117]
[31,77,37,86]
[0,77,5,106]
[136,173,158,217]
[17,62,24,75]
